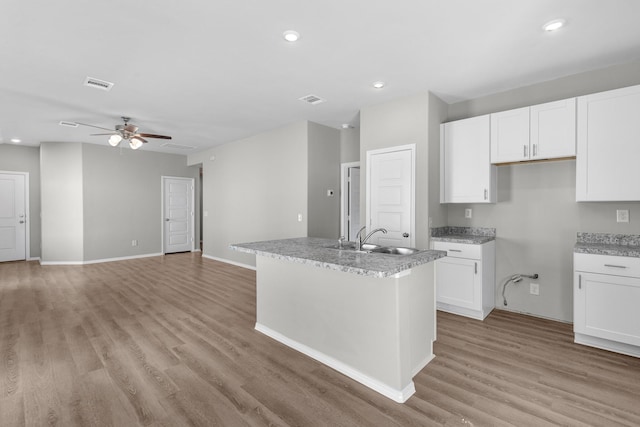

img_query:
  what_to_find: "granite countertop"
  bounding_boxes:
[230,237,446,278]
[574,232,640,258]
[430,226,496,245]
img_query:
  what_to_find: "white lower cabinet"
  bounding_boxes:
[433,241,495,320]
[574,253,640,357]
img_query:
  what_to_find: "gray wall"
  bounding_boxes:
[0,144,41,259]
[445,61,640,322]
[190,121,308,267]
[428,92,449,231]
[82,144,199,261]
[340,127,360,163]
[39,142,198,263]
[307,122,341,239]
[40,142,84,263]
[360,92,431,249]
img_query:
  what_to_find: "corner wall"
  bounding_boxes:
[40,142,84,263]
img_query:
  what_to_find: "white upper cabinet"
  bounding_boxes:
[531,98,576,159]
[440,115,496,204]
[490,99,576,164]
[576,84,640,201]
[490,106,530,163]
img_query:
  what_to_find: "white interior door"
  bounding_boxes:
[0,173,26,262]
[163,177,194,254]
[366,145,415,247]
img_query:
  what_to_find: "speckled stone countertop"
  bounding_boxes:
[430,226,496,245]
[230,237,446,278]
[574,232,640,258]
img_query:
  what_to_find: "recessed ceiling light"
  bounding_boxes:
[342,124,353,129]
[543,19,565,32]
[283,30,300,42]
[10,138,21,143]
[372,81,385,89]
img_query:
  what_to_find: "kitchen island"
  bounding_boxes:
[230,237,446,402]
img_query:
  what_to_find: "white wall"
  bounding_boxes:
[40,142,84,263]
[190,121,309,267]
[428,92,449,231]
[445,61,640,322]
[307,122,341,239]
[360,93,431,249]
[0,144,41,259]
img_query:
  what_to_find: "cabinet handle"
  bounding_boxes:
[604,264,628,269]
[448,249,462,252]
[578,274,581,289]
[523,145,528,158]
[533,144,537,157]
[484,189,488,200]
[474,262,478,274]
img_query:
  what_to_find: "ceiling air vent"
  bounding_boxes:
[161,142,196,150]
[298,94,326,105]
[83,76,114,91]
[59,121,78,128]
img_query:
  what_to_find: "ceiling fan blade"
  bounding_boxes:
[132,136,148,143]
[90,132,118,136]
[138,133,172,140]
[75,122,115,132]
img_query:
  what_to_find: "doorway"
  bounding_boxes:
[366,144,415,247]
[0,172,29,262]
[162,176,195,254]
[340,162,360,241]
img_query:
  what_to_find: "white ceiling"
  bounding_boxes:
[2,0,640,155]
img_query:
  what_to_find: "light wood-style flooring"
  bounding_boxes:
[1,253,639,426]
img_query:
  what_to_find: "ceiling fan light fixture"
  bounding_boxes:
[108,134,123,146]
[129,137,144,150]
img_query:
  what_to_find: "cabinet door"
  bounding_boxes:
[576,84,640,201]
[436,256,481,310]
[440,115,496,203]
[490,106,530,163]
[574,272,640,346]
[530,98,576,160]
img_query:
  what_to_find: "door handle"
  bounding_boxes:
[165,218,170,222]
[19,220,25,224]
[402,232,409,238]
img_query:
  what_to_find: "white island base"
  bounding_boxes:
[254,255,436,403]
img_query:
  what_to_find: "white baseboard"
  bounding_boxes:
[575,333,640,358]
[202,254,256,271]
[255,323,416,403]
[40,252,163,266]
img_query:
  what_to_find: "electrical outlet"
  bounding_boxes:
[131,239,138,247]
[617,209,629,223]
[529,282,539,296]
[465,208,472,219]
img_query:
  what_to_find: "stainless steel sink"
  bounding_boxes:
[325,242,419,255]
[371,246,420,255]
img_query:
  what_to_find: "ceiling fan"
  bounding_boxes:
[76,116,172,150]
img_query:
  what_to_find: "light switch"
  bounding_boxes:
[297,213,303,222]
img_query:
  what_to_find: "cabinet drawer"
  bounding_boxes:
[574,253,640,277]
[432,241,482,259]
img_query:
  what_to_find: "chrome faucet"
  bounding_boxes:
[355,226,387,251]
